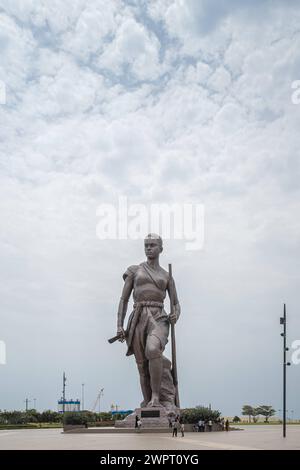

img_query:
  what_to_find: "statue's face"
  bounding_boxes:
[144,239,162,259]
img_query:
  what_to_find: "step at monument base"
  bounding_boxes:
[115,406,179,429]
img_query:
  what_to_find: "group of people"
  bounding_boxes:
[135,414,229,433]
[195,418,230,432]
[169,415,184,437]
[196,419,209,432]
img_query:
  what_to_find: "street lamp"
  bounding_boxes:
[99,388,104,418]
[81,383,85,411]
[24,398,31,411]
[280,304,291,438]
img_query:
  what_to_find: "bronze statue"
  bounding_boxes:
[110,234,181,412]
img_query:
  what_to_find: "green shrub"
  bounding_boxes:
[180,406,221,424]
[63,412,90,425]
[39,410,62,423]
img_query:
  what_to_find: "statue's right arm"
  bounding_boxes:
[117,276,133,340]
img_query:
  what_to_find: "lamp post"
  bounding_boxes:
[99,388,104,419]
[81,383,85,411]
[62,372,67,414]
[24,398,31,411]
[280,304,291,438]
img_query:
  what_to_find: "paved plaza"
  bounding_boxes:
[0,425,299,450]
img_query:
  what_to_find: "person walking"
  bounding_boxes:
[198,419,205,432]
[135,416,142,431]
[208,419,212,432]
[180,421,184,437]
[225,419,229,432]
[172,419,178,437]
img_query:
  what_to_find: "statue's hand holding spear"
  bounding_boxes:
[168,311,178,325]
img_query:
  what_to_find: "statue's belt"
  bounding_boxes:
[133,301,164,309]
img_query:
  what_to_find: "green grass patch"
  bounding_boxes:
[0,423,63,430]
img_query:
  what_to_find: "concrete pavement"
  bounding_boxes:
[0,425,299,450]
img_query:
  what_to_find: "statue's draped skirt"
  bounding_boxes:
[126,301,169,359]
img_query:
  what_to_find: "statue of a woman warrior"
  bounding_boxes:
[115,234,181,411]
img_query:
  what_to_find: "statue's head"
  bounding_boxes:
[144,233,163,259]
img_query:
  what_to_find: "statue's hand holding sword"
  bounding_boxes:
[117,326,126,342]
[108,326,126,344]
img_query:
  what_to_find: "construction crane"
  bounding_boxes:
[91,388,104,413]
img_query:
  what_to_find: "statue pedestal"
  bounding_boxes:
[115,406,179,429]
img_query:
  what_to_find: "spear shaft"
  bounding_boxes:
[168,263,180,408]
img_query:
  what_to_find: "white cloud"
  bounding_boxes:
[147,0,173,22]
[208,66,231,93]
[0,13,36,92]
[22,57,104,116]
[99,17,162,81]
[61,0,122,61]
[0,0,86,32]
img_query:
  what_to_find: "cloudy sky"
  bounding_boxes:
[0,0,300,418]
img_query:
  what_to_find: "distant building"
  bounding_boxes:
[58,399,80,413]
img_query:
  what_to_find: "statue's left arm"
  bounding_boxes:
[167,277,181,324]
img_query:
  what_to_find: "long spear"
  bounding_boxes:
[168,263,180,408]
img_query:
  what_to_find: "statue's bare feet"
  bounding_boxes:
[140,400,148,408]
[147,396,162,407]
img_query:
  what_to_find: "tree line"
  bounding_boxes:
[0,409,113,425]
[241,405,276,423]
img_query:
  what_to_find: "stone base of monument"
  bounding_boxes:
[115,406,179,429]
[63,426,173,433]
[63,423,225,433]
